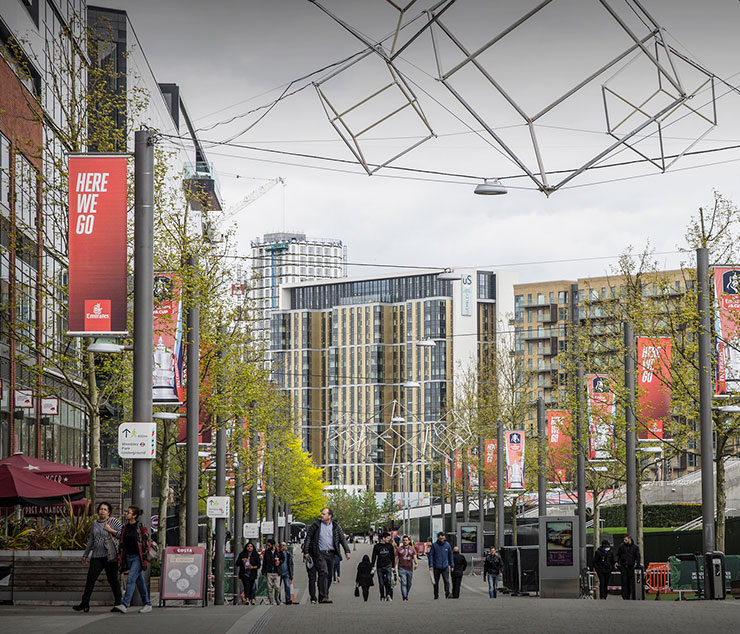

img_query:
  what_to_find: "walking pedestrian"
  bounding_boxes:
[302,507,351,604]
[111,506,152,614]
[593,539,616,600]
[305,554,318,604]
[73,501,122,612]
[261,539,284,605]
[236,542,260,605]
[451,546,467,598]
[279,541,294,604]
[396,535,418,601]
[355,554,374,602]
[371,532,396,601]
[483,546,503,599]
[428,532,454,600]
[616,535,641,600]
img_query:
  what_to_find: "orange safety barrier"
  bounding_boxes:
[644,562,670,599]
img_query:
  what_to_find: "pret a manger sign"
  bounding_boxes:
[67,155,128,336]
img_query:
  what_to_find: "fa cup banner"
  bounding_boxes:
[547,410,572,483]
[505,430,525,490]
[713,267,740,395]
[636,336,671,439]
[67,155,128,335]
[153,273,184,404]
[586,374,615,460]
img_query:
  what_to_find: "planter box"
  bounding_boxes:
[0,550,119,605]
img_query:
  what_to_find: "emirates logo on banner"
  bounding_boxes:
[84,299,111,331]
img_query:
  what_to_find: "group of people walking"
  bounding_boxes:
[74,502,153,614]
[236,539,295,605]
[593,535,642,600]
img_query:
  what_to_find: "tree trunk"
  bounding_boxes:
[157,419,172,552]
[178,474,187,546]
[593,495,600,548]
[716,434,726,552]
[636,470,643,556]
[86,351,100,503]
[462,448,469,522]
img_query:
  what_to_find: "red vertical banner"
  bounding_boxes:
[67,155,128,335]
[713,267,740,395]
[585,374,615,460]
[483,439,497,490]
[547,410,572,483]
[636,336,671,439]
[153,273,184,404]
[505,430,525,490]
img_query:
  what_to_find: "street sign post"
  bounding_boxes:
[118,422,156,459]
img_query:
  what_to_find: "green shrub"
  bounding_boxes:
[601,503,702,528]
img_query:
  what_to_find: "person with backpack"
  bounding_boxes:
[483,546,504,599]
[354,554,374,601]
[111,506,152,613]
[451,546,468,598]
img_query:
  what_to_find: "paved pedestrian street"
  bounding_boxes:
[1,546,737,634]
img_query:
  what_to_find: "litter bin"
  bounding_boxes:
[634,567,645,600]
[704,551,726,600]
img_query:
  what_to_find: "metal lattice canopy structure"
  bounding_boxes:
[325,399,473,480]
[310,0,719,195]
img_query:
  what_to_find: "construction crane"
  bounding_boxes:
[203,177,286,243]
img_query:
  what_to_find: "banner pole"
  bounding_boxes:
[624,322,637,542]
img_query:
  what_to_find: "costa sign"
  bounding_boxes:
[67,155,128,336]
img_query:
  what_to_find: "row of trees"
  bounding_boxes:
[3,12,326,545]
[444,192,740,553]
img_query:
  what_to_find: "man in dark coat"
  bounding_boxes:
[302,507,351,603]
[371,532,396,601]
[593,539,616,599]
[450,546,467,598]
[616,535,641,600]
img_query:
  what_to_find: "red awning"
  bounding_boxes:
[0,452,90,486]
[0,464,84,507]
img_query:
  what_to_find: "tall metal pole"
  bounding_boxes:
[537,396,547,518]
[496,421,504,549]
[624,322,637,541]
[449,448,457,535]
[266,440,274,535]
[428,464,434,541]
[233,456,243,596]
[440,454,446,533]
[576,363,587,571]
[570,283,586,570]
[462,448,469,522]
[214,329,226,606]
[248,402,258,525]
[697,247,715,553]
[478,435,484,524]
[132,130,154,528]
[185,254,200,547]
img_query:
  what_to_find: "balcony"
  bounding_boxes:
[524,327,557,341]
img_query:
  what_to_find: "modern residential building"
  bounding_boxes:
[513,268,702,477]
[270,268,517,494]
[249,232,346,354]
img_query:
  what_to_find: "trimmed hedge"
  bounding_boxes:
[601,503,702,528]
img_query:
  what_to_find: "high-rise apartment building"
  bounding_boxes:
[270,268,516,494]
[249,232,346,351]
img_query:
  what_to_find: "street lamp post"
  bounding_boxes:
[132,129,154,529]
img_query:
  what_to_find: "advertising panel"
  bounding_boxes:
[636,336,671,439]
[67,155,128,335]
[161,546,206,601]
[484,439,497,490]
[713,267,740,395]
[585,374,615,460]
[547,410,572,483]
[505,430,525,490]
[153,273,184,404]
[459,525,478,554]
[545,520,573,567]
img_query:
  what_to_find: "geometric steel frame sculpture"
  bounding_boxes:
[311,0,719,195]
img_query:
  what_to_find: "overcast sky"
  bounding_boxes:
[104,0,740,283]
